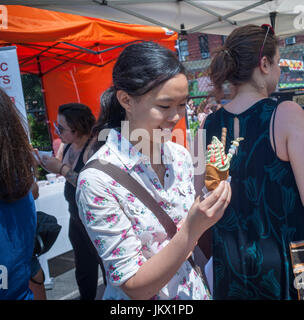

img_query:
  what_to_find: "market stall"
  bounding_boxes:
[272,58,304,108]
[0,5,178,141]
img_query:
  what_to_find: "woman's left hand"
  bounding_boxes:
[40,155,62,174]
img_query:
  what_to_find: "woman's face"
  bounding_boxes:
[267,47,281,94]
[126,73,189,144]
[55,114,77,144]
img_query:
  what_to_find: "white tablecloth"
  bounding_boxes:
[34,179,72,289]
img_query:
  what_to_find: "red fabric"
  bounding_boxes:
[0,6,187,146]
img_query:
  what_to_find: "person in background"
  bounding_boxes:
[76,41,231,300]
[38,103,104,300]
[197,98,213,127]
[205,24,304,299]
[0,88,37,300]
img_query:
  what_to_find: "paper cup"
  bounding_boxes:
[37,180,47,187]
[57,176,65,183]
[46,173,57,184]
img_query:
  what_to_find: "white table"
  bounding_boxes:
[34,179,72,289]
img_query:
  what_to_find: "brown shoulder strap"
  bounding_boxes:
[81,159,211,295]
[81,159,177,239]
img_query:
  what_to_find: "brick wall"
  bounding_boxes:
[180,32,223,61]
[180,32,304,62]
[280,34,304,47]
[208,34,223,55]
[296,34,304,43]
[180,33,202,60]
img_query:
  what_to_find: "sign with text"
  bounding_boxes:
[0,46,27,122]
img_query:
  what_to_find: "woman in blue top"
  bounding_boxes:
[203,24,304,299]
[0,88,37,300]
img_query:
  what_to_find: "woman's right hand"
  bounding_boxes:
[40,156,61,174]
[121,180,231,300]
[185,181,231,240]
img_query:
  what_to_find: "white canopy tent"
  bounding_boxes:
[4,0,304,37]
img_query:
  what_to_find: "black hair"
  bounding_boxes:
[58,103,96,136]
[92,41,185,145]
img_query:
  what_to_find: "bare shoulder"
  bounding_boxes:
[277,100,304,117]
[277,101,304,205]
[280,100,304,149]
[270,100,304,161]
[276,100,304,132]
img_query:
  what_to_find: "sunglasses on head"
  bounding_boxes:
[258,24,275,63]
[53,121,74,135]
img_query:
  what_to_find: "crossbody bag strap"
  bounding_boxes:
[81,159,177,238]
[81,158,211,295]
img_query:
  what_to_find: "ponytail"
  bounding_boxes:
[91,86,126,153]
[209,48,238,99]
[209,24,279,100]
[108,87,126,129]
[92,87,125,136]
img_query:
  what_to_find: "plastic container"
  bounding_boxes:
[56,176,65,183]
[37,180,47,187]
[46,173,57,184]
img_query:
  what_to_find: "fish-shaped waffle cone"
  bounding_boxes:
[204,128,244,192]
[205,164,229,192]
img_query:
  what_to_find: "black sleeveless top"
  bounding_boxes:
[63,140,90,219]
[204,98,304,300]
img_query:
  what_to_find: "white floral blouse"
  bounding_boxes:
[76,129,211,300]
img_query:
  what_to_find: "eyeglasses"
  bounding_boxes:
[258,24,275,63]
[53,122,68,135]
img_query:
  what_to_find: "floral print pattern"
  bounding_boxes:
[103,213,120,228]
[85,211,96,225]
[111,247,126,257]
[79,179,89,190]
[76,128,210,300]
[93,196,107,206]
[94,237,106,250]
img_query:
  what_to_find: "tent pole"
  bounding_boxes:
[270,11,277,31]
[95,0,179,33]
[37,56,53,151]
[185,0,236,26]
[188,0,271,33]
[106,0,175,3]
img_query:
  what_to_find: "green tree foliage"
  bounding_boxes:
[21,74,52,180]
